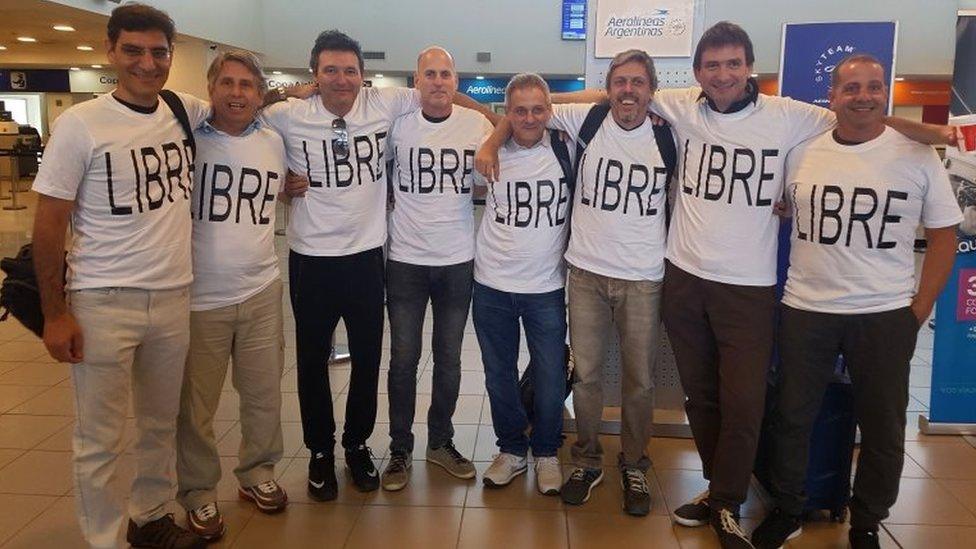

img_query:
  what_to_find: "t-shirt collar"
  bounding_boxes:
[200,117,263,137]
[504,130,551,152]
[698,77,759,114]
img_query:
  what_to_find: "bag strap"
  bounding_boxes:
[549,130,574,193]
[159,89,196,154]
[652,123,677,229]
[574,103,611,175]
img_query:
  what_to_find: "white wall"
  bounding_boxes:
[49,0,966,76]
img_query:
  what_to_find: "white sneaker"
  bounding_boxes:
[483,453,527,487]
[534,456,562,495]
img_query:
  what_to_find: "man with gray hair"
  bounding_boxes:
[380,46,494,491]
[474,73,572,496]
[175,49,292,541]
[475,49,674,517]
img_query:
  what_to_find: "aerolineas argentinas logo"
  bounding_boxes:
[603,8,687,39]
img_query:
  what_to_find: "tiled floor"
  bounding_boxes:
[1,189,975,548]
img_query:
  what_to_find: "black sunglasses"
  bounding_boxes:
[332,118,349,157]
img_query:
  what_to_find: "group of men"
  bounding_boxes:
[28,3,961,549]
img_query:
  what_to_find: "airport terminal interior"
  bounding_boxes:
[1,0,976,548]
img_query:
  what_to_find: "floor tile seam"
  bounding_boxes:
[0,492,64,548]
[931,478,976,521]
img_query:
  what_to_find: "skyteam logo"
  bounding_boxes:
[603,8,687,39]
[810,43,857,105]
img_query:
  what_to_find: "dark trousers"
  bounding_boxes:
[289,247,385,455]
[662,261,775,511]
[473,282,566,457]
[768,305,918,530]
[386,259,473,453]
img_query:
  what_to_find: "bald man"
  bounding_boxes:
[381,47,495,491]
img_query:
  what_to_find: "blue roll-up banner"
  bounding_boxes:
[779,21,897,112]
[926,12,976,430]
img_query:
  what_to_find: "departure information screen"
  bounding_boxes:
[561,0,586,40]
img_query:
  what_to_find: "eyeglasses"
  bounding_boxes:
[118,44,173,60]
[332,117,349,157]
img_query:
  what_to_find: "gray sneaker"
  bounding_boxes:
[381,450,412,491]
[426,442,476,479]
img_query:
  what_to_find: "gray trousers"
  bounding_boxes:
[176,280,285,511]
[567,265,663,471]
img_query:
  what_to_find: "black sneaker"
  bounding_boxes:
[345,444,380,492]
[126,514,206,549]
[710,507,755,549]
[849,528,881,549]
[560,467,604,505]
[751,508,802,549]
[308,451,338,501]
[673,490,711,527]
[620,467,651,516]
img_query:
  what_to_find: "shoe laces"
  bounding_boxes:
[441,442,467,464]
[194,503,218,521]
[718,508,748,539]
[492,453,521,467]
[536,456,559,468]
[689,490,709,505]
[622,469,649,494]
[254,480,278,495]
[388,451,409,472]
[569,467,590,482]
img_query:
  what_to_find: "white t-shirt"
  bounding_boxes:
[189,122,287,311]
[783,128,962,313]
[652,87,836,286]
[32,91,209,290]
[388,106,493,265]
[474,131,571,293]
[549,103,670,281]
[262,87,421,256]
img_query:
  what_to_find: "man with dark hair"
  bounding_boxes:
[32,3,208,548]
[751,55,960,549]
[261,29,422,501]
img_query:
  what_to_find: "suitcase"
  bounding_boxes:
[756,365,856,522]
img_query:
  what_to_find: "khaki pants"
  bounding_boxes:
[70,287,190,549]
[567,265,663,470]
[176,280,284,511]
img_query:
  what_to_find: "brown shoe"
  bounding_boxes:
[127,514,208,548]
[239,480,288,513]
[185,502,224,542]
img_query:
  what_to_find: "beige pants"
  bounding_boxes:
[70,287,191,549]
[567,265,663,470]
[176,280,285,511]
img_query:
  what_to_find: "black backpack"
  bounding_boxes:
[0,90,195,338]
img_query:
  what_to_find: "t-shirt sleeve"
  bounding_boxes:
[919,150,964,228]
[548,103,591,136]
[259,99,294,137]
[31,111,93,201]
[783,98,836,148]
[648,87,697,125]
[176,92,211,128]
[379,87,422,120]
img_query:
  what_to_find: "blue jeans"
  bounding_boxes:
[387,259,473,453]
[472,281,566,457]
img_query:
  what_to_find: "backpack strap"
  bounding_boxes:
[652,123,677,229]
[159,89,196,155]
[549,130,574,193]
[574,103,611,175]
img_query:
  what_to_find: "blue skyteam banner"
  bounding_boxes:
[779,21,897,112]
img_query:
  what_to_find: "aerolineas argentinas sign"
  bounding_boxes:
[594,0,694,58]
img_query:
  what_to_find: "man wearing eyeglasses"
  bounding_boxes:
[31,4,208,548]
[261,30,424,500]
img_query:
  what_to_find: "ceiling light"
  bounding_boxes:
[475,75,485,80]
[0,46,7,51]
[53,25,75,32]
[272,70,282,75]
[751,73,759,78]
[17,37,37,43]
[77,45,94,51]
[576,76,585,81]
[69,67,80,71]
[374,74,384,78]
[894,77,905,81]
[91,64,102,68]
